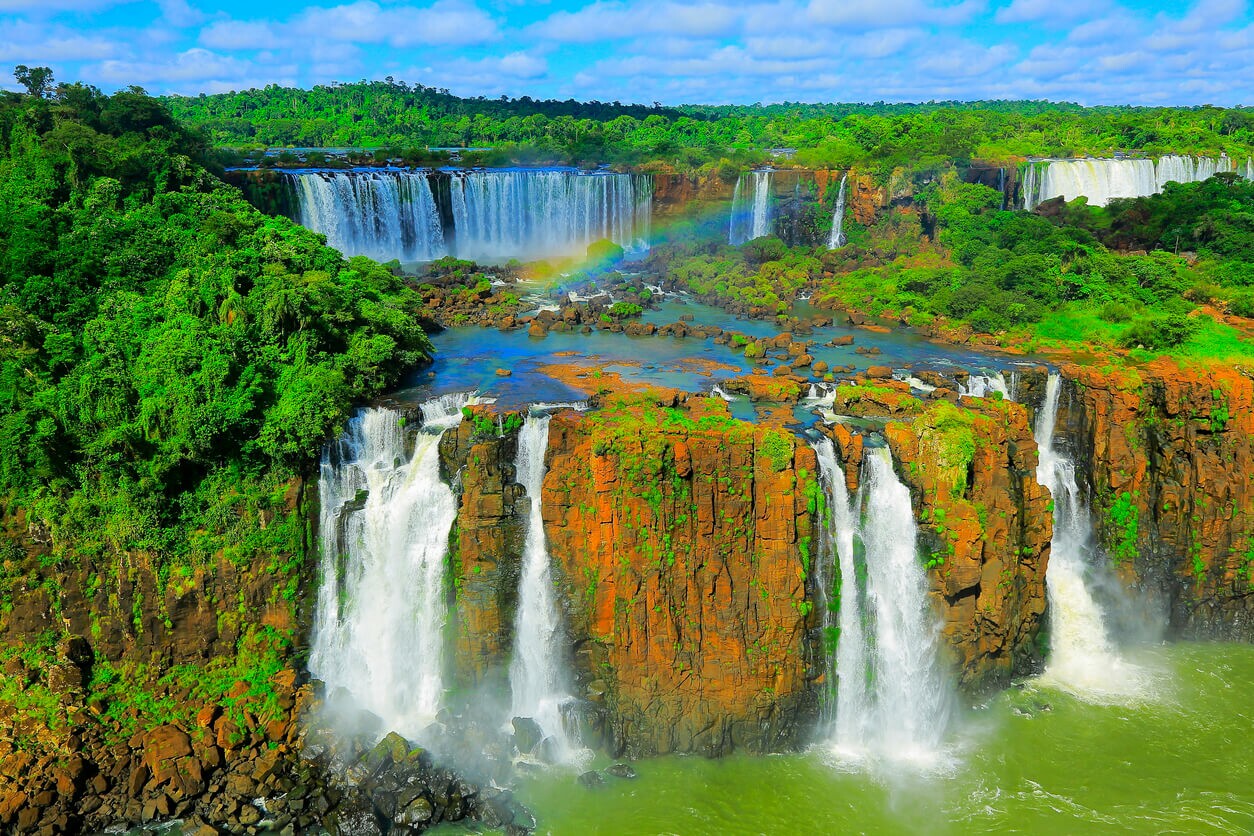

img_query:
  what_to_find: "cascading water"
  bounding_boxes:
[812,439,868,745]
[1033,374,1145,700]
[1022,161,1040,211]
[291,170,448,263]
[729,170,773,244]
[509,411,580,762]
[1026,155,1240,208]
[827,174,848,249]
[449,170,651,261]
[310,402,465,740]
[960,372,1010,399]
[286,169,651,262]
[813,440,950,763]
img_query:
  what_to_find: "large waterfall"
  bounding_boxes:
[309,400,466,739]
[814,440,951,763]
[728,170,773,244]
[285,169,651,263]
[826,174,848,250]
[509,411,580,762]
[450,170,651,261]
[1033,374,1144,700]
[293,170,448,263]
[1024,155,1246,208]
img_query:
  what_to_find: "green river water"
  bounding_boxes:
[487,643,1254,835]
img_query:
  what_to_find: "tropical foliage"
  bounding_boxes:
[167,80,1254,173]
[0,75,430,566]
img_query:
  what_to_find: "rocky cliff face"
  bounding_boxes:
[1058,360,1254,638]
[443,385,1058,755]
[542,396,818,757]
[0,482,313,832]
[439,417,526,691]
[446,393,819,757]
[0,477,512,835]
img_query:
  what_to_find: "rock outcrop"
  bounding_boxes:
[882,398,1051,690]
[1059,360,1254,638]
[541,393,817,756]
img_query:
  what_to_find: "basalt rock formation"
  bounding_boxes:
[446,393,818,757]
[542,396,817,756]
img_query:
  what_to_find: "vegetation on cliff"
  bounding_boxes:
[167,80,1254,172]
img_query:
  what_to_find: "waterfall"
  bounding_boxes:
[827,174,848,249]
[290,170,448,262]
[1033,374,1145,700]
[812,439,869,746]
[286,169,650,263]
[449,170,651,261]
[959,372,1010,399]
[1028,155,1239,207]
[813,440,950,763]
[509,411,580,762]
[729,170,773,244]
[309,404,463,740]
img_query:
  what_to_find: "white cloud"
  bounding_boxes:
[199,20,281,50]
[916,40,1014,77]
[0,0,135,11]
[529,1,747,42]
[91,47,265,84]
[806,0,985,28]
[0,20,119,61]
[157,0,204,28]
[995,0,1103,24]
[295,0,501,47]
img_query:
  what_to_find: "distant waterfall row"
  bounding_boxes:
[288,169,652,263]
[1023,154,1254,208]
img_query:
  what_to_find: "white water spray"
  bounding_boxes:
[1033,374,1146,700]
[310,405,462,739]
[509,412,581,762]
[960,372,1010,399]
[827,174,848,249]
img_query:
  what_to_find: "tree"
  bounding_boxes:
[14,65,54,98]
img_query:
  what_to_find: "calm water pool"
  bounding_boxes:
[445,644,1254,835]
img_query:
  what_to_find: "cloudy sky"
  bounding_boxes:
[1,0,1251,105]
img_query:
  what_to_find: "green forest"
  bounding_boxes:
[167,80,1254,172]
[0,78,429,573]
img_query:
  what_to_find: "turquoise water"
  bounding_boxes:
[490,644,1254,835]
[403,295,1026,411]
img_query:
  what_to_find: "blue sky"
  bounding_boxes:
[1,0,1251,105]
